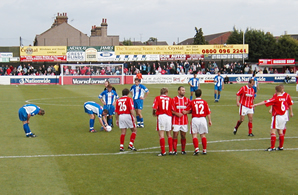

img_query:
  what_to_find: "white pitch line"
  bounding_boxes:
[0,137,297,159]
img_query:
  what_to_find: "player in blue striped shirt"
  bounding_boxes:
[84,101,108,132]
[214,72,224,102]
[188,72,200,100]
[250,72,259,97]
[130,78,149,127]
[18,104,45,137]
[99,84,119,127]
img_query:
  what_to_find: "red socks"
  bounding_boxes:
[235,120,242,129]
[193,138,199,150]
[271,133,276,149]
[201,137,207,150]
[248,122,253,134]
[160,138,166,154]
[120,134,125,149]
[168,137,173,152]
[129,132,136,147]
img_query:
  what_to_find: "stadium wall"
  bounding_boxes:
[0,74,296,85]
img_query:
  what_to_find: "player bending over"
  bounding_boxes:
[183,89,212,155]
[84,101,108,132]
[18,104,45,137]
[115,88,138,152]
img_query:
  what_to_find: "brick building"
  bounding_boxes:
[178,31,232,45]
[34,13,119,46]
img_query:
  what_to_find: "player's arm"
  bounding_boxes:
[98,117,107,131]
[253,101,266,108]
[152,108,157,117]
[289,105,293,117]
[207,114,212,126]
[115,113,119,126]
[143,90,149,100]
[236,95,240,107]
[222,79,224,90]
[188,81,193,87]
[172,110,183,117]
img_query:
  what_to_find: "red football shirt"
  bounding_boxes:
[115,96,134,115]
[236,85,255,108]
[152,95,173,116]
[266,93,293,116]
[172,96,191,125]
[186,98,211,118]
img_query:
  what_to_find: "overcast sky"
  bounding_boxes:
[0,0,297,46]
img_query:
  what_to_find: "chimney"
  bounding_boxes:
[101,18,108,37]
[91,25,102,36]
[51,12,68,28]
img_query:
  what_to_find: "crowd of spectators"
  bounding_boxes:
[0,61,295,76]
[0,64,60,76]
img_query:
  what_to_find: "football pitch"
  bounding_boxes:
[0,82,297,194]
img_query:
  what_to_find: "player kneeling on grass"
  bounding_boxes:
[115,88,138,152]
[18,104,45,138]
[183,89,212,155]
[253,85,293,151]
[84,101,108,132]
[99,84,118,127]
[152,87,174,156]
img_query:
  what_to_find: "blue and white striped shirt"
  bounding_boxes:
[130,84,149,100]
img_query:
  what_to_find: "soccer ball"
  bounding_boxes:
[106,126,112,132]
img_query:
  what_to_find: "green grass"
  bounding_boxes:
[0,83,297,194]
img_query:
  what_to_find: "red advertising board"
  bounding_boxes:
[160,54,204,61]
[259,59,295,65]
[20,55,67,62]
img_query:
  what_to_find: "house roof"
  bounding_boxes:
[178,31,232,45]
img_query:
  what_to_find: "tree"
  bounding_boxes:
[227,27,278,62]
[144,37,158,45]
[276,35,298,59]
[122,38,133,46]
[193,27,208,45]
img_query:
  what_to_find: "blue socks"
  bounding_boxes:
[23,123,31,135]
[190,96,193,100]
[89,119,94,130]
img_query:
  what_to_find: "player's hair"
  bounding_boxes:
[103,109,108,114]
[134,78,141,82]
[105,80,110,84]
[39,109,45,116]
[160,87,168,95]
[195,89,202,97]
[275,85,282,93]
[248,78,254,84]
[278,84,284,89]
[122,88,130,96]
[107,84,113,89]
[193,71,197,75]
[178,86,185,91]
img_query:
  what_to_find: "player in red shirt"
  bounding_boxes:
[172,86,191,155]
[269,84,294,135]
[233,79,255,136]
[115,88,137,152]
[253,85,294,151]
[184,89,212,155]
[152,87,174,156]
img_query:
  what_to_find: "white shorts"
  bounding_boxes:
[271,114,287,130]
[119,114,136,129]
[172,125,188,133]
[156,114,172,131]
[190,117,208,135]
[239,105,254,116]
